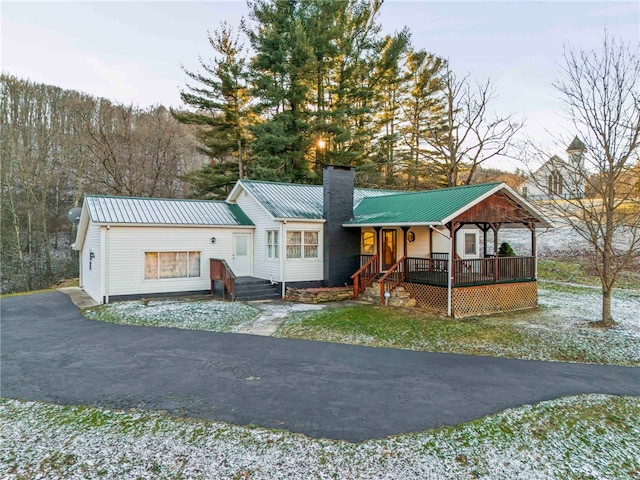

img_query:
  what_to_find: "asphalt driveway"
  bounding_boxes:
[2,291,639,442]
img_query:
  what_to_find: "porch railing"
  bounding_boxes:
[210,258,236,301]
[405,256,535,287]
[453,256,535,286]
[405,256,449,286]
[378,255,407,305]
[351,254,378,299]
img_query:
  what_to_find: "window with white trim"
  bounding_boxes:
[361,231,375,255]
[266,230,279,259]
[144,251,201,279]
[464,233,477,256]
[286,230,319,259]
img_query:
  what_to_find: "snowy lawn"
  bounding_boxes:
[84,299,260,333]
[1,395,638,479]
[276,284,640,366]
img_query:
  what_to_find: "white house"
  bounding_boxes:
[74,166,551,317]
[520,136,586,200]
[73,196,255,304]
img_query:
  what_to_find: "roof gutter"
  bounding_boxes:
[275,218,326,223]
[89,222,256,228]
[342,221,441,228]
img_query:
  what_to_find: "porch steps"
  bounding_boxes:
[233,277,281,301]
[359,282,417,308]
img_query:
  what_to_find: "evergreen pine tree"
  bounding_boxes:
[174,22,254,197]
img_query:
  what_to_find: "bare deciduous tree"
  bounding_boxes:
[428,67,523,187]
[0,75,90,291]
[84,102,190,198]
[529,35,640,325]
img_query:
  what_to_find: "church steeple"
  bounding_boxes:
[566,136,586,168]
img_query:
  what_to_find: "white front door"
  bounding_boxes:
[233,233,251,276]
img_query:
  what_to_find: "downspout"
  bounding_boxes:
[280,221,286,298]
[105,225,110,304]
[78,251,83,289]
[447,231,453,317]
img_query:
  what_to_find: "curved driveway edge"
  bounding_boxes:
[2,292,639,442]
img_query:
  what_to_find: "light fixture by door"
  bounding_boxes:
[407,231,415,243]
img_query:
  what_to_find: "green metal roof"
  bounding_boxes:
[239,180,399,219]
[345,183,502,226]
[85,195,254,226]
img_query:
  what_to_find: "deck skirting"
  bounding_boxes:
[402,281,538,318]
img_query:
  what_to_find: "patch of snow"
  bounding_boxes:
[85,299,260,333]
[1,395,638,479]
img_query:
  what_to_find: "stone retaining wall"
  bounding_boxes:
[286,287,353,303]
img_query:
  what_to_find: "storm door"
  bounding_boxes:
[381,229,397,270]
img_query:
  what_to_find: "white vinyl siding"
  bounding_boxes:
[236,191,281,281]
[283,222,324,282]
[405,226,432,258]
[81,223,102,303]
[431,227,451,255]
[103,225,251,297]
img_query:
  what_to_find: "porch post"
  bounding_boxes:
[401,226,410,258]
[530,223,537,279]
[374,226,382,274]
[483,224,488,258]
[446,222,456,317]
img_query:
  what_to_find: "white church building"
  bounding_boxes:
[520,136,586,200]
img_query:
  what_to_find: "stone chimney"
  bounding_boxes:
[323,165,360,287]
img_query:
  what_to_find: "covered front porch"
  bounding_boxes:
[346,183,552,317]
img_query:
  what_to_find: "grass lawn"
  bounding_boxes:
[84,299,260,333]
[1,395,638,479]
[538,259,640,289]
[275,285,640,366]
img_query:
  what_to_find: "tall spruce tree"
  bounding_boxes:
[398,49,446,189]
[244,0,314,182]
[245,0,408,184]
[174,22,254,197]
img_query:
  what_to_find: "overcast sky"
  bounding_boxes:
[2,1,639,171]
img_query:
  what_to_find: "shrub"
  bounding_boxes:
[498,242,515,256]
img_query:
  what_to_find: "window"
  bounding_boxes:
[304,231,318,258]
[548,171,563,196]
[144,251,200,279]
[464,233,477,256]
[286,230,319,259]
[266,230,279,259]
[361,231,375,255]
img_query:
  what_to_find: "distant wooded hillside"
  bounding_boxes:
[0,74,204,293]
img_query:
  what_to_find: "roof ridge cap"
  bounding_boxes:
[240,179,320,187]
[357,182,502,200]
[86,194,228,204]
